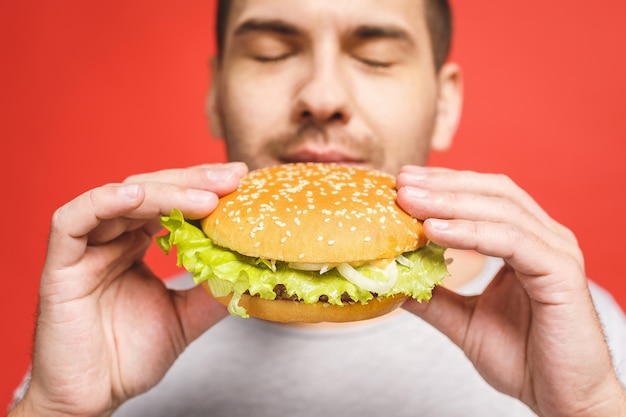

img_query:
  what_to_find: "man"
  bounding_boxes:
[9,1,626,416]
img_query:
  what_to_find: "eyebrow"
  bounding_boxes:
[231,18,415,50]
[351,24,415,46]
[233,18,302,38]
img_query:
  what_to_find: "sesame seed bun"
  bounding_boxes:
[201,163,428,264]
[197,163,430,323]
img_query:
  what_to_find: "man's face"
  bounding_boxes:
[209,0,452,175]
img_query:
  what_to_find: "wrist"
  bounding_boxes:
[9,389,115,417]
[577,380,626,417]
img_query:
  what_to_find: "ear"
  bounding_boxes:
[430,62,463,152]
[206,56,224,139]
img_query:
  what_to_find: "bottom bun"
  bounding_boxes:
[201,281,407,323]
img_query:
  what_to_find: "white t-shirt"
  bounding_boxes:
[110,257,626,417]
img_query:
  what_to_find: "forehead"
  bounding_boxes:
[224,0,429,43]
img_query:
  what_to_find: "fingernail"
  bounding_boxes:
[404,186,429,198]
[118,184,140,199]
[207,168,236,183]
[223,161,248,173]
[429,219,449,231]
[187,189,216,204]
[405,172,427,181]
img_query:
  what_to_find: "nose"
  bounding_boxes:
[293,54,353,126]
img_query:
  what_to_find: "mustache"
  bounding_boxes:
[265,122,383,161]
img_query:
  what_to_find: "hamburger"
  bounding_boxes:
[158,163,449,323]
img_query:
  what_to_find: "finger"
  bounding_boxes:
[403,269,534,396]
[398,167,525,203]
[421,217,585,287]
[396,170,582,265]
[402,285,475,349]
[124,162,248,197]
[397,167,572,242]
[85,218,160,246]
[48,181,220,267]
[171,284,229,345]
[398,185,576,259]
[47,184,147,266]
[118,181,221,221]
[397,167,542,220]
[398,183,529,226]
[42,229,154,303]
[403,266,531,350]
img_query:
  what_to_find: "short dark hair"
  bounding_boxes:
[425,0,453,70]
[216,0,452,70]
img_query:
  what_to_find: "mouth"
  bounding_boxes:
[279,146,369,167]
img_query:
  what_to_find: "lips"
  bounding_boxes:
[270,124,378,169]
[280,145,368,167]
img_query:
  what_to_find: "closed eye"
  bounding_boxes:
[254,52,295,63]
[347,23,412,71]
[355,56,393,68]
[233,19,303,65]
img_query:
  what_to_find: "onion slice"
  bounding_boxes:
[395,254,413,268]
[288,262,335,274]
[336,261,398,293]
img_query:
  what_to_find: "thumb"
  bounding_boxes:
[172,284,229,345]
[402,285,477,348]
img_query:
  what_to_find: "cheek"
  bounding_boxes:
[354,76,438,149]
[221,71,292,140]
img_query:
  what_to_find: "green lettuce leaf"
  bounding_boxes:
[157,209,449,318]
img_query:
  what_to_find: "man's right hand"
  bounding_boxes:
[10,162,248,417]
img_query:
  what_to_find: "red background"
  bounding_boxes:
[1,0,625,408]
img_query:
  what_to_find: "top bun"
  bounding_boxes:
[201,163,427,264]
